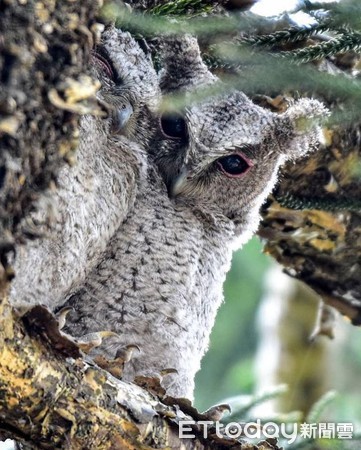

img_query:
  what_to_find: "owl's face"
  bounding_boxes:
[90,26,160,144]
[154,33,327,233]
[155,91,325,232]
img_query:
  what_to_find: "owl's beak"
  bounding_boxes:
[111,103,134,135]
[169,166,189,198]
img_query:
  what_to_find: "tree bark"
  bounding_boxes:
[0,292,281,450]
[259,103,361,326]
[0,0,101,267]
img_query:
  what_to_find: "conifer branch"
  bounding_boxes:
[275,193,361,212]
[239,23,334,47]
[280,32,361,63]
[149,0,223,16]
[306,390,338,423]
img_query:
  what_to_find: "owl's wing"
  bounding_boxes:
[10,27,160,310]
[10,132,147,310]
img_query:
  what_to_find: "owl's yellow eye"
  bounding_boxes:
[160,112,187,140]
[217,153,252,178]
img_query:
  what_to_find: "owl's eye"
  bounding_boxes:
[160,112,187,140]
[217,153,252,178]
[91,50,116,81]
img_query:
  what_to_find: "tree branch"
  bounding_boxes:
[0,286,279,449]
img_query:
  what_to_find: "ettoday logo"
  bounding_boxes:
[178,420,354,444]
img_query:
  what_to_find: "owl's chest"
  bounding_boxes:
[106,185,234,328]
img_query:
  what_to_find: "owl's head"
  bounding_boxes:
[90,26,160,144]
[155,92,327,238]
[154,34,328,239]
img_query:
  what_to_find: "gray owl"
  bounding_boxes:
[10,27,160,311]
[62,33,327,399]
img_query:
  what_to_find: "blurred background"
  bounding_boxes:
[195,237,361,444]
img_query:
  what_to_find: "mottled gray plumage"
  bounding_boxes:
[10,27,160,310]
[60,33,327,399]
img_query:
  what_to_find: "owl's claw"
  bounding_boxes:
[133,368,178,398]
[115,343,141,362]
[76,330,118,353]
[201,403,232,421]
[93,344,141,379]
[55,306,73,330]
[159,367,178,379]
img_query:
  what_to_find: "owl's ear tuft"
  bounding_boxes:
[276,98,330,161]
[284,98,329,133]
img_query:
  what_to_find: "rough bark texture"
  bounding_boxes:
[0,293,281,449]
[259,88,361,326]
[245,18,361,327]
[0,0,101,275]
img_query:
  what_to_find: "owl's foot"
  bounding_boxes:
[201,403,232,421]
[23,305,142,381]
[76,330,118,353]
[92,344,140,379]
[23,306,118,356]
[134,368,178,398]
[56,307,122,354]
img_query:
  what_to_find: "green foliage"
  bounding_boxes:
[275,193,361,212]
[240,24,336,46]
[101,3,242,35]
[224,384,295,422]
[238,20,361,64]
[102,0,361,125]
[220,389,359,450]
[280,32,361,63]
[306,391,338,424]
[303,0,361,31]
[149,0,219,16]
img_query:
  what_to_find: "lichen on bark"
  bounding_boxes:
[0,0,101,266]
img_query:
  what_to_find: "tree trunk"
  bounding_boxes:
[259,117,361,326]
[0,292,281,449]
[1,0,360,447]
[0,0,100,263]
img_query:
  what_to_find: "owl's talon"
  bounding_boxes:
[92,354,124,379]
[115,343,141,362]
[55,306,73,330]
[201,403,232,421]
[93,344,140,379]
[159,368,178,379]
[77,330,118,353]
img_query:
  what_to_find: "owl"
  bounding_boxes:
[62,34,327,399]
[10,27,160,311]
